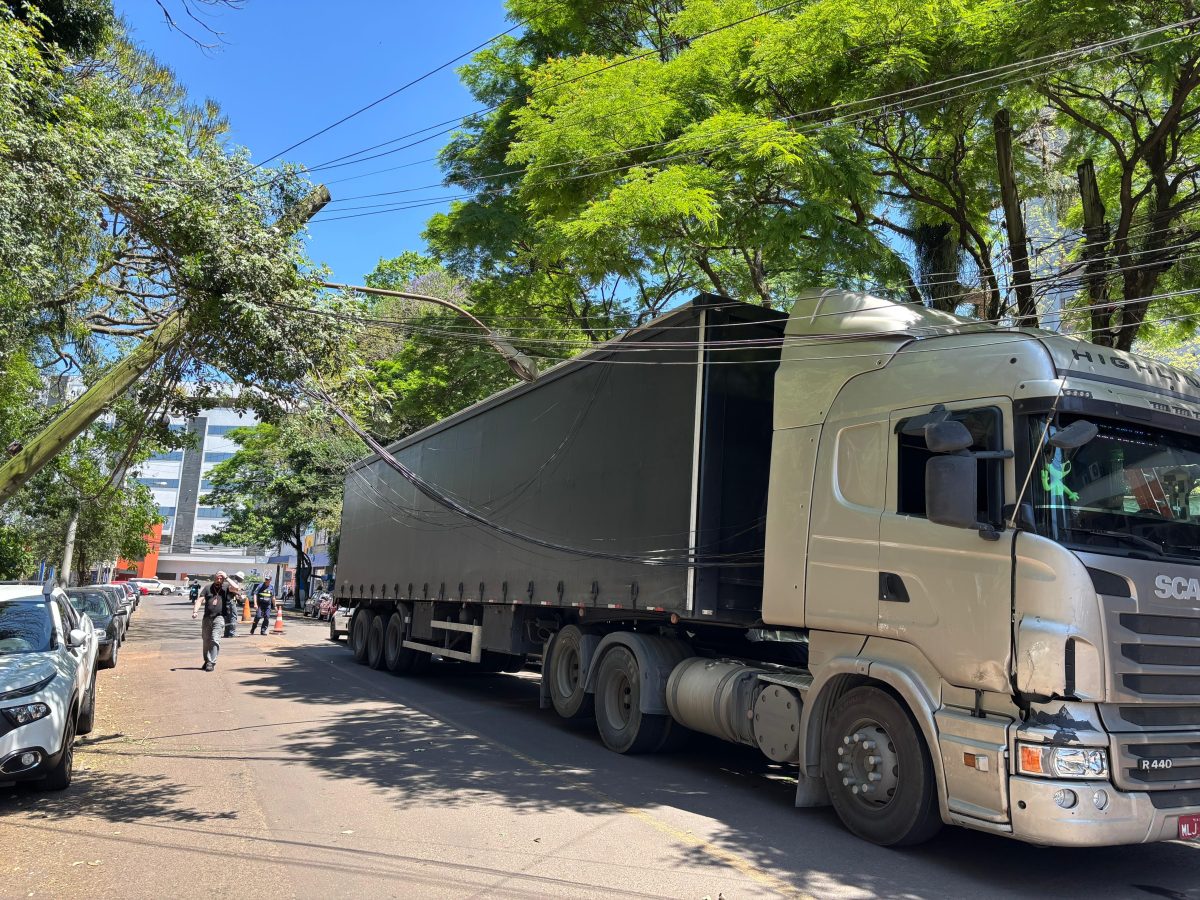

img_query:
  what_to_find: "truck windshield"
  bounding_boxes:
[1029,414,1200,562]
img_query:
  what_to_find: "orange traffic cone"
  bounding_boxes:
[272,603,285,634]
[241,596,252,623]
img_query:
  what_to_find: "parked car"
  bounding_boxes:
[303,592,320,618]
[108,581,139,611]
[95,585,132,636]
[66,588,121,669]
[328,603,351,642]
[0,583,98,790]
[318,594,337,621]
[129,578,172,596]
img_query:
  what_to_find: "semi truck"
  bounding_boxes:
[334,289,1200,847]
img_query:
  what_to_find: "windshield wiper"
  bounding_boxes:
[1068,527,1166,557]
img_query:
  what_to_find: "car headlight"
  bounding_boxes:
[2,702,51,727]
[1017,742,1108,779]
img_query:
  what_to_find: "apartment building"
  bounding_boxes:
[132,406,267,581]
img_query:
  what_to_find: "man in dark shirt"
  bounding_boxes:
[191,571,232,671]
[250,576,275,635]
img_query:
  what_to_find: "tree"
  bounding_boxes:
[425,0,1200,348]
[201,412,362,576]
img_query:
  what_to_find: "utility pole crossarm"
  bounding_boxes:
[0,186,331,508]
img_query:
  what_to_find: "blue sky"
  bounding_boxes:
[114,0,512,283]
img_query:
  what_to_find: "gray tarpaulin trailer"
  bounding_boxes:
[336,288,1200,849]
[335,294,786,625]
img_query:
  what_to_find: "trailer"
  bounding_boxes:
[337,289,1200,848]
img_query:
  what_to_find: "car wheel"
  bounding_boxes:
[39,711,77,790]
[161,587,170,595]
[103,640,118,670]
[76,671,97,736]
[821,686,942,847]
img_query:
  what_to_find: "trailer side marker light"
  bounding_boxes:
[608,604,622,609]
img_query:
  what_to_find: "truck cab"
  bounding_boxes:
[766,290,1200,846]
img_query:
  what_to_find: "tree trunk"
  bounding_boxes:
[1077,159,1112,346]
[994,109,1038,327]
[60,507,79,587]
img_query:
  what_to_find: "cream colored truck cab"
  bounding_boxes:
[765,290,1200,846]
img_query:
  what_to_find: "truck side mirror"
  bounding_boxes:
[925,455,979,529]
[924,419,974,453]
[1048,419,1098,450]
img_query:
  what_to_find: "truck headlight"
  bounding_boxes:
[2,702,51,727]
[1017,742,1108,779]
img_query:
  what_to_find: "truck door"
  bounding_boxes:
[877,402,1013,692]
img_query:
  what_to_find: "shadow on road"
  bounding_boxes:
[223,644,1200,899]
[2,769,237,824]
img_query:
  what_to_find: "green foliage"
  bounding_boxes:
[427,0,1200,346]
[201,411,362,559]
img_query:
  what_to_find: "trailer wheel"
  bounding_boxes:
[548,626,594,721]
[384,611,416,674]
[594,645,672,754]
[351,609,373,663]
[821,686,941,846]
[366,615,387,669]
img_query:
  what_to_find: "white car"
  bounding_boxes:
[0,583,98,790]
[329,603,352,642]
[129,578,172,595]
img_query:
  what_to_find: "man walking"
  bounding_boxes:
[192,571,232,671]
[250,576,275,635]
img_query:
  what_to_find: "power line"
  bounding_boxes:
[307,23,1199,224]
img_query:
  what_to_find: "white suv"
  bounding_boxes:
[129,578,171,595]
[0,584,98,790]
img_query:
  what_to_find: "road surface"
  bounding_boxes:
[2,597,1199,899]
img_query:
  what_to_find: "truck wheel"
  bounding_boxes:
[384,612,416,674]
[548,626,593,722]
[328,616,340,642]
[39,710,76,791]
[594,645,671,754]
[76,671,96,736]
[366,615,386,669]
[821,686,941,846]
[351,610,373,663]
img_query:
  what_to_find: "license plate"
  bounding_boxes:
[1178,814,1200,840]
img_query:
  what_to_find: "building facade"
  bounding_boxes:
[132,406,267,581]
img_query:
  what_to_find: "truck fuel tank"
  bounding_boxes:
[666,657,764,747]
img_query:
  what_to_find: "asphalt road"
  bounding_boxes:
[3,599,1200,899]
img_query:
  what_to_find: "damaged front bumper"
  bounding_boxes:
[1009,776,1200,846]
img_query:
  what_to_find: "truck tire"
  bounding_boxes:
[329,616,340,642]
[384,611,416,674]
[351,610,373,663]
[76,670,96,736]
[548,626,593,722]
[820,686,941,847]
[366,615,387,670]
[594,645,672,754]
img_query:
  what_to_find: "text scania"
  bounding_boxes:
[1155,575,1200,601]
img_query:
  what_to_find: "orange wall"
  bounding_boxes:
[118,522,162,578]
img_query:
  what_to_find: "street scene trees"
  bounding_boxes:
[6,0,1200,891]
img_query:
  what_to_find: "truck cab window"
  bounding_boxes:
[896,407,1003,524]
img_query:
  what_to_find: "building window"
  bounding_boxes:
[196,507,227,519]
[896,407,1003,525]
[203,452,234,463]
[200,479,215,491]
[137,477,180,488]
[156,505,177,516]
[149,450,183,462]
[207,424,248,436]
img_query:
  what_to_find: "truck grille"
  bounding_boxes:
[1112,731,1200,794]
[1105,610,1200,703]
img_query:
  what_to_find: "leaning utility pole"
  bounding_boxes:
[0,186,330,507]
